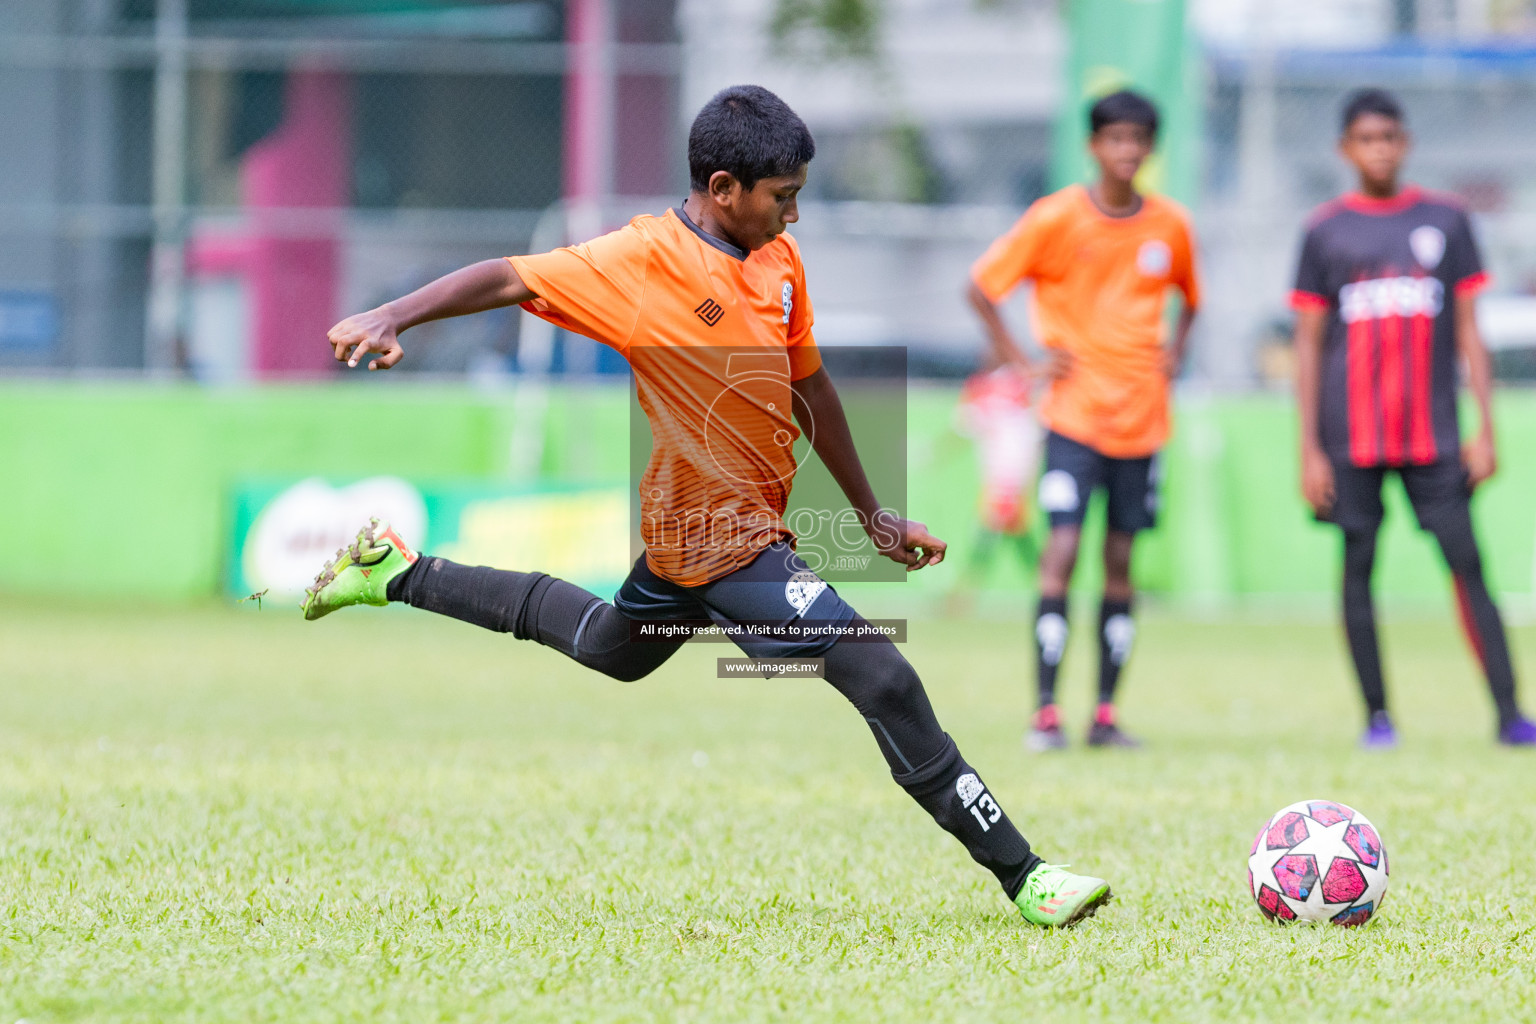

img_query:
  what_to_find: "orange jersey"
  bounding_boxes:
[509,207,820,586]
[971,185,1200,458]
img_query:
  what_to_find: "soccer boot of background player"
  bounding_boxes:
[1498,714,1536,746]
[1025,704,1067,752]
[1360,710,1397,750]
[301,518,418,621]
[1014,863,1112,927]
[1086,703,1141,749]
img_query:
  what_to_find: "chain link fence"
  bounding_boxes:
[0,0,681,379]
[10,0,1536,385]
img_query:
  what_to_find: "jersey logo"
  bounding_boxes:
[1137,240,1171,277]
[1410,225,1446,270]
[695,298,725,327]
[781,281,794,324]
[1339,276,1442,324]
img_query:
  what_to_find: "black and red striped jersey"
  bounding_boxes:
[1291,187,1488,468]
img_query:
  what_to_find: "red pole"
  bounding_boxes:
[563,0,614,242]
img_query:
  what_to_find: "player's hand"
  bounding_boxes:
[328,306,405,370]
[1161,347,1184,379]
[1033,349,1074,382]
[1301,444,1335,516]
[871,513,947,572]
[1464,432,1498,489]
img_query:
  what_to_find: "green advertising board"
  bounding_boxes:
[229,478,632,603]
[5,381,1536,612]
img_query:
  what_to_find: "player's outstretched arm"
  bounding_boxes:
[791,366,946,572]
[328,259,536,370]
[965,282,1031,372]
[1455,292,1498,487]
[966,282,1073,381]
[1293,306,1334,514]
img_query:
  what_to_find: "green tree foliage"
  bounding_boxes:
[769,0,884,62]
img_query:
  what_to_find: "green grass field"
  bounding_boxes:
[3,597,1535,1022]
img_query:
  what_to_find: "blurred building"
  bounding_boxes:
[11,0,1536,381]
[0,0,680,378]
[678,0,1062,371]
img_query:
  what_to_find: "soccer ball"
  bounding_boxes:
[1248,799,1388,926]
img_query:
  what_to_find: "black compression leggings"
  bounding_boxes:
[1342,513,1519,729]
[388,555,1042,896]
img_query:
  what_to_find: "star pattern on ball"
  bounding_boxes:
[1286,815,1353,881]
[1249,802,1392,925]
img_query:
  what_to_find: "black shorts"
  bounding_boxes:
[1037,431,1159,533]
[1322,457,1471,534]
[612,542,858,658]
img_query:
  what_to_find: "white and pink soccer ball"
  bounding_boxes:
[1248,799,1389,927]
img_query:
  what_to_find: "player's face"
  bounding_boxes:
[720,165,807,251]
[1339,114,1408,192]
[1088,123,1154,187]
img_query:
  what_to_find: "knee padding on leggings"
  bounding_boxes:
[824,638,923,720]
[563,600,681,683]
[821,635,943,774]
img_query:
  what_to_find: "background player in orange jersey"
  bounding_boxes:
[966,90,1200,752]
[304,85,1113,926]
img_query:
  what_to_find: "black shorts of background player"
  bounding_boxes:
[1291,87,1536,747]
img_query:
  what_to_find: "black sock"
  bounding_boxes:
[891,735,1041,900]
[386,555,687,681]
[1035,595,1068,708]
[822,635,1041,898]
[1342,531,1387,717]
[1096,596,1134,706]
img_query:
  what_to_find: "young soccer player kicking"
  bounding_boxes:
[966,90,1200,751]
[1292,88,1536,748]
[303,86,1114,925]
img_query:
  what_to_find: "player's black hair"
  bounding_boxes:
[1341,88,1405,133]
[688,85,816,193]
[1089,89,1159,138]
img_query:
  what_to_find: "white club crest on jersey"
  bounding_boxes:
[1137,240,1171,277]
[785,570,826,617]
[781,281,794,324]
[1410,225,1446,270]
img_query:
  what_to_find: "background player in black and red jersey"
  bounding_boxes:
[1292,88,1536,748]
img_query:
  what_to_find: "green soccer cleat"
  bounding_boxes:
[301,518,418,621]
[1014,863,1112,927]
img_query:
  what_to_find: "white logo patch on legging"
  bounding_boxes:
[1037,612,1069,666]
[1103,613,1136,665]
[785,570,827,617]
[1039,470,1080,513]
